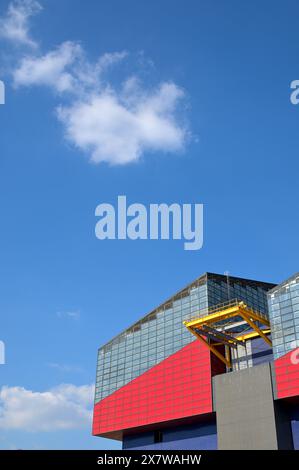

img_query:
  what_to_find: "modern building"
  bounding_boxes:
[92,272,299,449]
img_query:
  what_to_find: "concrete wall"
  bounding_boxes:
[213,363,279,449]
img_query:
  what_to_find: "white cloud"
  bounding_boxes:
[13,43,128,94]
[96,51,128,73]
[56,310,80,320]
[0,0,41,48]
[2,1,190,165]
[0,384,94,432]
[72,51,127,91]
[47,363,83,373]
[58,82,186,165]
[13,41,83,92]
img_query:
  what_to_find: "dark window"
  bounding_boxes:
[154,431,163,443]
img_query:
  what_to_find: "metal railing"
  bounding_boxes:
[184,298,269,324]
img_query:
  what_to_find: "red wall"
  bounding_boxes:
[274,348,299,399]
[93,339,213,436]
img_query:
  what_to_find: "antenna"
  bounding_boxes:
[224,270,230,301]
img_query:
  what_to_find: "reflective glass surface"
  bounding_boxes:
[268,273,299,359]
[95,273,274,403]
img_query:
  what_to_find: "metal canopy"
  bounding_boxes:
[183,299,272,369]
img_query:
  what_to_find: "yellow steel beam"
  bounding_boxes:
[239,313,272,347]
[184,306,241,328]
[236,329,271,342]
[199,325,245,347]
[225,345,231,367]
[238,307,270,327]
[184,303,270,329]
[184,301,272,367]
[186,326,231,368]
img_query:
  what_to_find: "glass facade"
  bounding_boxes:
[267,273,299,359]
[93,339,213,436]
[207,276,270,314]
[95,275,208,403]
[95,273,275,404]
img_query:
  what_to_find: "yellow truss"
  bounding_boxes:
[183,300,272,368]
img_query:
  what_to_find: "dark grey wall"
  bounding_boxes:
[123,422,217,450]
[274,401,294,450]
[213,363,283,449]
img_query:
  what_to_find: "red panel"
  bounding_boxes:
[274,348,299,399]
[93,340,213,436]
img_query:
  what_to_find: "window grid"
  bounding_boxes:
[95,275,273,402]
[268,275,299,360]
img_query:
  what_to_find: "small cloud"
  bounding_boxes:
[0,0,42,48]
[56,310,80,320]
[96,50,128,73]
[1,1,190,165]
[13,42,127,94]
[13,41,83,92]
[0,384,94,431]
[47,363,83,373]
[57,81,187,165]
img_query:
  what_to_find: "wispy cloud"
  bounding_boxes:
[13,41,83,92]
[0,0,41,48]
[0,0,189,165]
[56,310,80,320]
[0,384,94,431]
[47,363,83,373]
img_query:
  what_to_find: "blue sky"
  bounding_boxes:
[0,0,299,449]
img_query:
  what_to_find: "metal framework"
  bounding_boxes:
[183,299,272,368]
